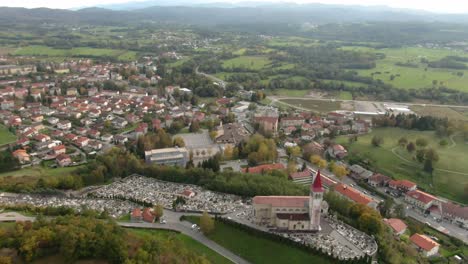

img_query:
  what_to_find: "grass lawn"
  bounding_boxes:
[336,128,468,203]
[185,216,332,264]
[278,98,342,113]
[128,228,232,264]
[0,166,82,178]
[0,124,16,145]
[14,45,136,61]
[222,56,271,70]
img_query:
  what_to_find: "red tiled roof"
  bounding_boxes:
[253,196,308,207]
[410,234,439,252]
[334,183,373,205]
[131,208,142,218]
[242,163,285,174]
[442,202,468,220]
[406,190,436,205]
[142,208,154,223]
[320,174,337,187]
[389,179,416,189]
[312,170,324,193]
[384,218,407,234]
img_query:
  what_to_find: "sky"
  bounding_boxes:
[0,0,467,14]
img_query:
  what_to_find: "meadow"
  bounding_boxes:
[337,127,468,204]
[0,125,17,146]
[185,216,332,264]
[13,45,137,61]
[222,56,272,70]
[342,46,468,91]
[411,106,468,121]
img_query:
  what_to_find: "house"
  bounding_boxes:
[57,120,72,130]
[438,202,468,229]
[368,173,391,187]
[74,137,90,148]
[88,140,102,150]
[101,134,113,142]
[64,133,78,142]
[348,164,373,180]
[242,163,285,174]
[47,117,59,125]
[34,134,51,143]
[334,183,378,209]
[52,145,66,155]
[56,153,72,167]
[389,180,417,192]
[384,218,407,236]
[254,116,278,134]
[410,234,439,257]
[114,135,128,145]
[326,144,348,159]
[405,190,439,212]
[16,138,30,147]
[31,115,43,123]
[12,149,30,164]
[280,117,305,128]
[142,208,155,223]
[131,208,142,222]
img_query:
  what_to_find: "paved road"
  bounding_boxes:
[195,66,226,89]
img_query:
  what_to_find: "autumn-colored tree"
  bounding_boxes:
[286,146,301,158]
[172,136,185,147]
[153,204,164,220]
[223,145,234,160]
[332,164,348,179]
[287,160,297,175]
[199,211,214,235]
[310,155,327,169]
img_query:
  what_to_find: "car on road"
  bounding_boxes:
[160,219,167,224]
[191,224,198,229]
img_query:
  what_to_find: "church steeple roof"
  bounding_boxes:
[311,170,324,193]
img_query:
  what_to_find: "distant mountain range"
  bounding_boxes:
[2,2,468,27]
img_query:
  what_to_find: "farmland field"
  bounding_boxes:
[336,127,468,204]
[222,56,272,70]
[13,45,137,61]
[342,46,468,91]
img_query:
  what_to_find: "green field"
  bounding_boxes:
[13,45,137,61]
[128,228,232,264]
[222,56,272,70]
[278,98,342,112]
[0,166,81,178]
[342,46,468,91]
[337,128,468,203]
[0,125,17,145]
[337,91,353,100]
[185,217,331,264]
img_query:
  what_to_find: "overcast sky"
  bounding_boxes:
[0,0,467,14]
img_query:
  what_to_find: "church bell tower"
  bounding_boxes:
[309,170,324,231]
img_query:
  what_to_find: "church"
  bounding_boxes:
[252,170,327,231]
